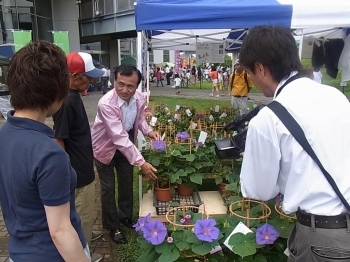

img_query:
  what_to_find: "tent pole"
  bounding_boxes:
[137,31,142,92]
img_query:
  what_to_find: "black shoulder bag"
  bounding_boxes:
[267,101,350,212]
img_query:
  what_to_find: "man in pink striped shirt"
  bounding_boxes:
[91,65,159,244]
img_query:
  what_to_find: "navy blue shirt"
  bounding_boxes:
[0,111,86,261]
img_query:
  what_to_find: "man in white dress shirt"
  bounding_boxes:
[239,26,350,261]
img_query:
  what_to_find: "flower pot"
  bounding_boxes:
[154,186,173,202]
[177,183,194,196]
[218,182,233,195]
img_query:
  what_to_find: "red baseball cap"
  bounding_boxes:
[66,52,104,78]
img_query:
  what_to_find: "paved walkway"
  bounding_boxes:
[0,86,270,261]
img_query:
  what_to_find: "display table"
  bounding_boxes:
[139,190,227,222]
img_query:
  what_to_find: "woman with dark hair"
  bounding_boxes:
[0,40,89,261]
[156,67,164,87]
[209,66,220,97]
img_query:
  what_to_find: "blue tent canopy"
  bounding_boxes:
[136,0,350,52]
[136,0,350,31]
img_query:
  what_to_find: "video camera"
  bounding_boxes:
[214,105,265,159]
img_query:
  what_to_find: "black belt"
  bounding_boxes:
[296,210,349,229]
[233,95,247,98]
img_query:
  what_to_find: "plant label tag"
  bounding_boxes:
[219,113,227,118]
[185,109,192,116]
[175,105,180,111]
[284,248,290,257]
[198,131,207,144]
[150,117,157,126]
[223,222,253,252]
[161,133,166,140]
[215,105,220,112]
[164,107,171,115]
[209,115,214,121]
[210,244,222,254]
[174,114,180,120]
[189,122,197,130]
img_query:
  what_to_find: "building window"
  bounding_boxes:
[163,50,169,62]
[117,0,133,12]
[80,0,93,19]
[104,0,114,14]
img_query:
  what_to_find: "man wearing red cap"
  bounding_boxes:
[53,52,104,262]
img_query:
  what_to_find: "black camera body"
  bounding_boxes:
[214,105,265,159]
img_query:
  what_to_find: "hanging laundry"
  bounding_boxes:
[311,40,325,70]
[324,39,344,79]
[338,35,350,82]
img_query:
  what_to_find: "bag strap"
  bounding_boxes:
[267,101,350,212]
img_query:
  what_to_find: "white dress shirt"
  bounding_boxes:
[240,76,350,216]
[118,96,137,132]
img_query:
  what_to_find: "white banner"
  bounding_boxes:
[196,42,225,64]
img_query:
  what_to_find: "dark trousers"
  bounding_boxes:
[101,77,109,93]
[95,152,134,230]
[288,221,350,261]
[166,73,171,85]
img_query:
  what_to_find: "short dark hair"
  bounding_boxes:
[8,40,69,110]
[114,65,142,86]
[239,26,302,83]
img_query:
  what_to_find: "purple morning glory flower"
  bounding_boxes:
[133,213,151,232]
[195,142,203,149]
[167,237,173,243]
[180,218,186,224]
[176,132,190,141]
[194,219,219,242]
[256,223,280,245]
[152,140,166,152]
[143,220,167,245]
[184,214,191,220]
[275,194,284,203]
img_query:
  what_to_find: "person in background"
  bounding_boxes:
[156,67,164,87]
[53,51,104,262]
[222,67,229,95]
[0,40,89,262]
[91,65,159,245]
[229,59,252,116]
[239,25,350,262]
[101,65,110,95]
[174,73,181,94]
[209,66,220,97]
[313,67,323,83]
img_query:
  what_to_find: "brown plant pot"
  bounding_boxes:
[177,183,194,196]
[154,186,173,202]
[218,182,233,195]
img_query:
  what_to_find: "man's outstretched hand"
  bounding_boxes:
[141,162,158,180]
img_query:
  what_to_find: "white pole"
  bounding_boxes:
[137,31,142,92]
[146,38,150,105]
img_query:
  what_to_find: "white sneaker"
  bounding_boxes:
[209,93,213,97]
[91,231,103,242]
[215,95,219,98]
[91,253,103,262]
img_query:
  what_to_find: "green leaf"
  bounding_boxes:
[225,183,238,192]
[191,241,213,255]
[136,249,159,262]
[170,172,180,183]
[185,154,196,162]
[228,232,258,258]
[171,150,182,156]
[175,169,187,177]
[151,156,160,166]
[215,177,223,185]
[269,217,295,238]
[137,236,153,249]
[190,173,203,185]
[158,248,180,262]
[185,166,196,174]
[155,241,175,254]
[172,230,193,250]
[238,254,267,262]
